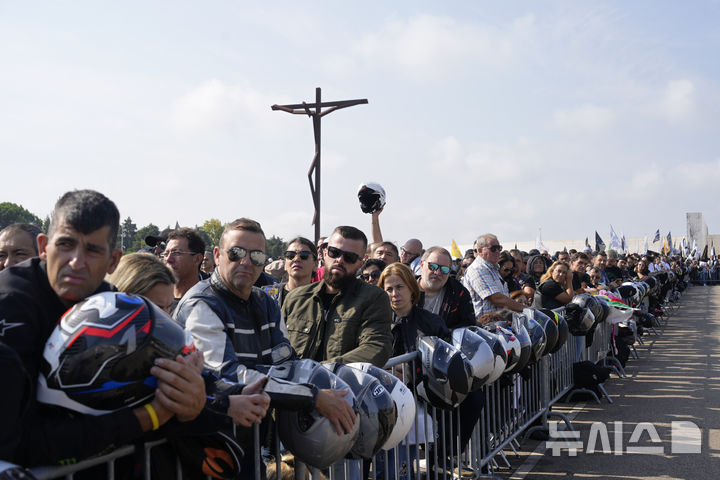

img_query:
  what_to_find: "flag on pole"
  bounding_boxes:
[711,242,716,259]
[450,239,462,259]
[609,225,621,251]
[663,232,671,256]
[643,236,648,254]
[682,237,688,257]
[595,231,606,252]
[691,239,698,259]
[621,232,627,254]
[701,244,709,261]
[653,229,661,243]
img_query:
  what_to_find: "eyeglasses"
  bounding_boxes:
[360,270,381,281]
[427,262,451,275]
[160,250,197,260]
[226,246,267,266]
[326,246,361,264]
[486,245,503,253]
[284,250,314,261]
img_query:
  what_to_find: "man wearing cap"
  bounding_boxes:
[462,233,525,319]
[283,225,393,367]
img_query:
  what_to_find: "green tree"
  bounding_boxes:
[199,218,224,248]
[0,202,43,230]
[266,235,287,260]
[195,227,212,251]
[42,215,51,233]
[132,223,161,251]
[117,217,137,252]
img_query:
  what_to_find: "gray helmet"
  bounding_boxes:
[465,326,507,384]
[417,336,472,409]
[520,314,548,364]
[323,363,397,460]
[271,359,359,469]
[564,302,595,336]
[451,327,496,391]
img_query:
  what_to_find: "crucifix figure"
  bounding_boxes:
[272,87,368,243]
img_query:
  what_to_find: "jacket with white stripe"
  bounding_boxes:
[174,270,293,385]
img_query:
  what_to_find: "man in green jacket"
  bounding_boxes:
[283,225,393,367]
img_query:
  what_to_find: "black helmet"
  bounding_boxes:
[572,294,603,325]
[417,336,471,410]
[465,326,507,384]
[526,308,558,355]
[451,327,496,391]
[594,296,612,323]
[563,302,595,336]
[323,363,397,460]
[522,315,547,364]
[616,284,637,302]
[272,359,359,469]
[38,292,193,415]
[357,182,386,214]
[538,308,568,353]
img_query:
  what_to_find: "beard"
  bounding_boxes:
[325,267,356,291]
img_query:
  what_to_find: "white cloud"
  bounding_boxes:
[351,14,533,80]
[658,79,696,122]
[171,80,280,133]
[553,104,614,132]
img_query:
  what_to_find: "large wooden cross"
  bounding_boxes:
[272,87,368,243]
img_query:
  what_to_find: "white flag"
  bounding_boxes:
[643,236,648,254]
[609,225,621,251]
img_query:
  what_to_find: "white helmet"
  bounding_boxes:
[323,363,397,460]
[451,327,495,390]
[484,324,522,374]
[357,182,386,214]
[347,362,416,451]
[271,359,359,469]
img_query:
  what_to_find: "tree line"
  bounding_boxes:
[0,202,287,259]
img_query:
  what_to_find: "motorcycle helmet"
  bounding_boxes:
[617,284,637,302]
[525,308,558,355]
[484,324,522,374]
[451,327,495,390]
[563,302,595,336]
[272,359,360,469]
[416,336,471,410]
[465,326,507,384]
[572,294,603,325]
[538,308,568,353]
[347,362,416,451]
[38,292,194,415]
[323,363,396,459]
[357,182,386,214]
[523,317,547,364]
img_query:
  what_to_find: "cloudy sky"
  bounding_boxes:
[2,1,719,248]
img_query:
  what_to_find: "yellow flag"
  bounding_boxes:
[451,239,462,258]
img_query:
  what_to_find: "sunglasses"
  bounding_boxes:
[427,262,451,275]
[226,246,267,266]
[326,246,361,264]
[360,270,381,281]
[487,245,503,253]
[284,250,313,261]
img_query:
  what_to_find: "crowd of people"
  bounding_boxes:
[0,188,695,479]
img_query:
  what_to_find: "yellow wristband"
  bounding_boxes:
[144,403,160,431]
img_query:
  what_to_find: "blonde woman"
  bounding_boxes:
[533,261,574,309]
[107,253,176,313]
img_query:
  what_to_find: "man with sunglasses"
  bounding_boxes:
[417,246,475,329]
[462,233,525,319]
[283,225,393,367]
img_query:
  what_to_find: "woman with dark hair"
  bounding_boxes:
[498,251,530,307]
[533,261,574,309]
[358,258,387,286]
[526,254,548,287]
[263,236,317,307]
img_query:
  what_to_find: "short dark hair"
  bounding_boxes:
[49,190,120,249]
[570,252,589,262]
[167,227,206,255]
[0,223,42,254]
[375,241,399,258]
[220,218,265,248]
[360,258,386,272]
[286,236,317,259]
[331,226,368,252]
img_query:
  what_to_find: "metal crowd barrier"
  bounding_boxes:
[29,291,681,480]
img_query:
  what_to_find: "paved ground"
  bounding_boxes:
[493,285,720,480]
